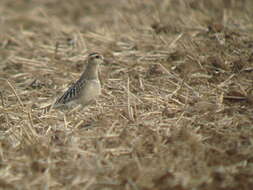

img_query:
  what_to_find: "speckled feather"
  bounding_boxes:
[54,78,86,105]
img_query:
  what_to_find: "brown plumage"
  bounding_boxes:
[52,52,104,109]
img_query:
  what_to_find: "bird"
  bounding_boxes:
[48,52,104,111]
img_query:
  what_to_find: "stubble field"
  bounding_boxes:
[1,0,253,189]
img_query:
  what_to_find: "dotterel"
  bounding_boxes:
[52,52,104,109]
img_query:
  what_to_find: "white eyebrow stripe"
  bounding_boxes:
[89,52,100,57]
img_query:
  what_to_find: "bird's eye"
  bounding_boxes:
[95,55,100,59]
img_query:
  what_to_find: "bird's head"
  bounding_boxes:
[87,52,104,65]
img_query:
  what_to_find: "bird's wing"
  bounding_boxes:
[54,79,86,105]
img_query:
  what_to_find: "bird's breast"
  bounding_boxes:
[79,79,101,105]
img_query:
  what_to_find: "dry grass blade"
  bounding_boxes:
[127,77,134,121]
[6,79,24,108]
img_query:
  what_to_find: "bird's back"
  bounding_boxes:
[53,78,86,108]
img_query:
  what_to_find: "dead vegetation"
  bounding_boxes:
[1,0,253,189]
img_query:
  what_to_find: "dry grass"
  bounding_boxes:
[1,0,253,189]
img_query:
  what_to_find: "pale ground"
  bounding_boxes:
[1,0,253,189]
